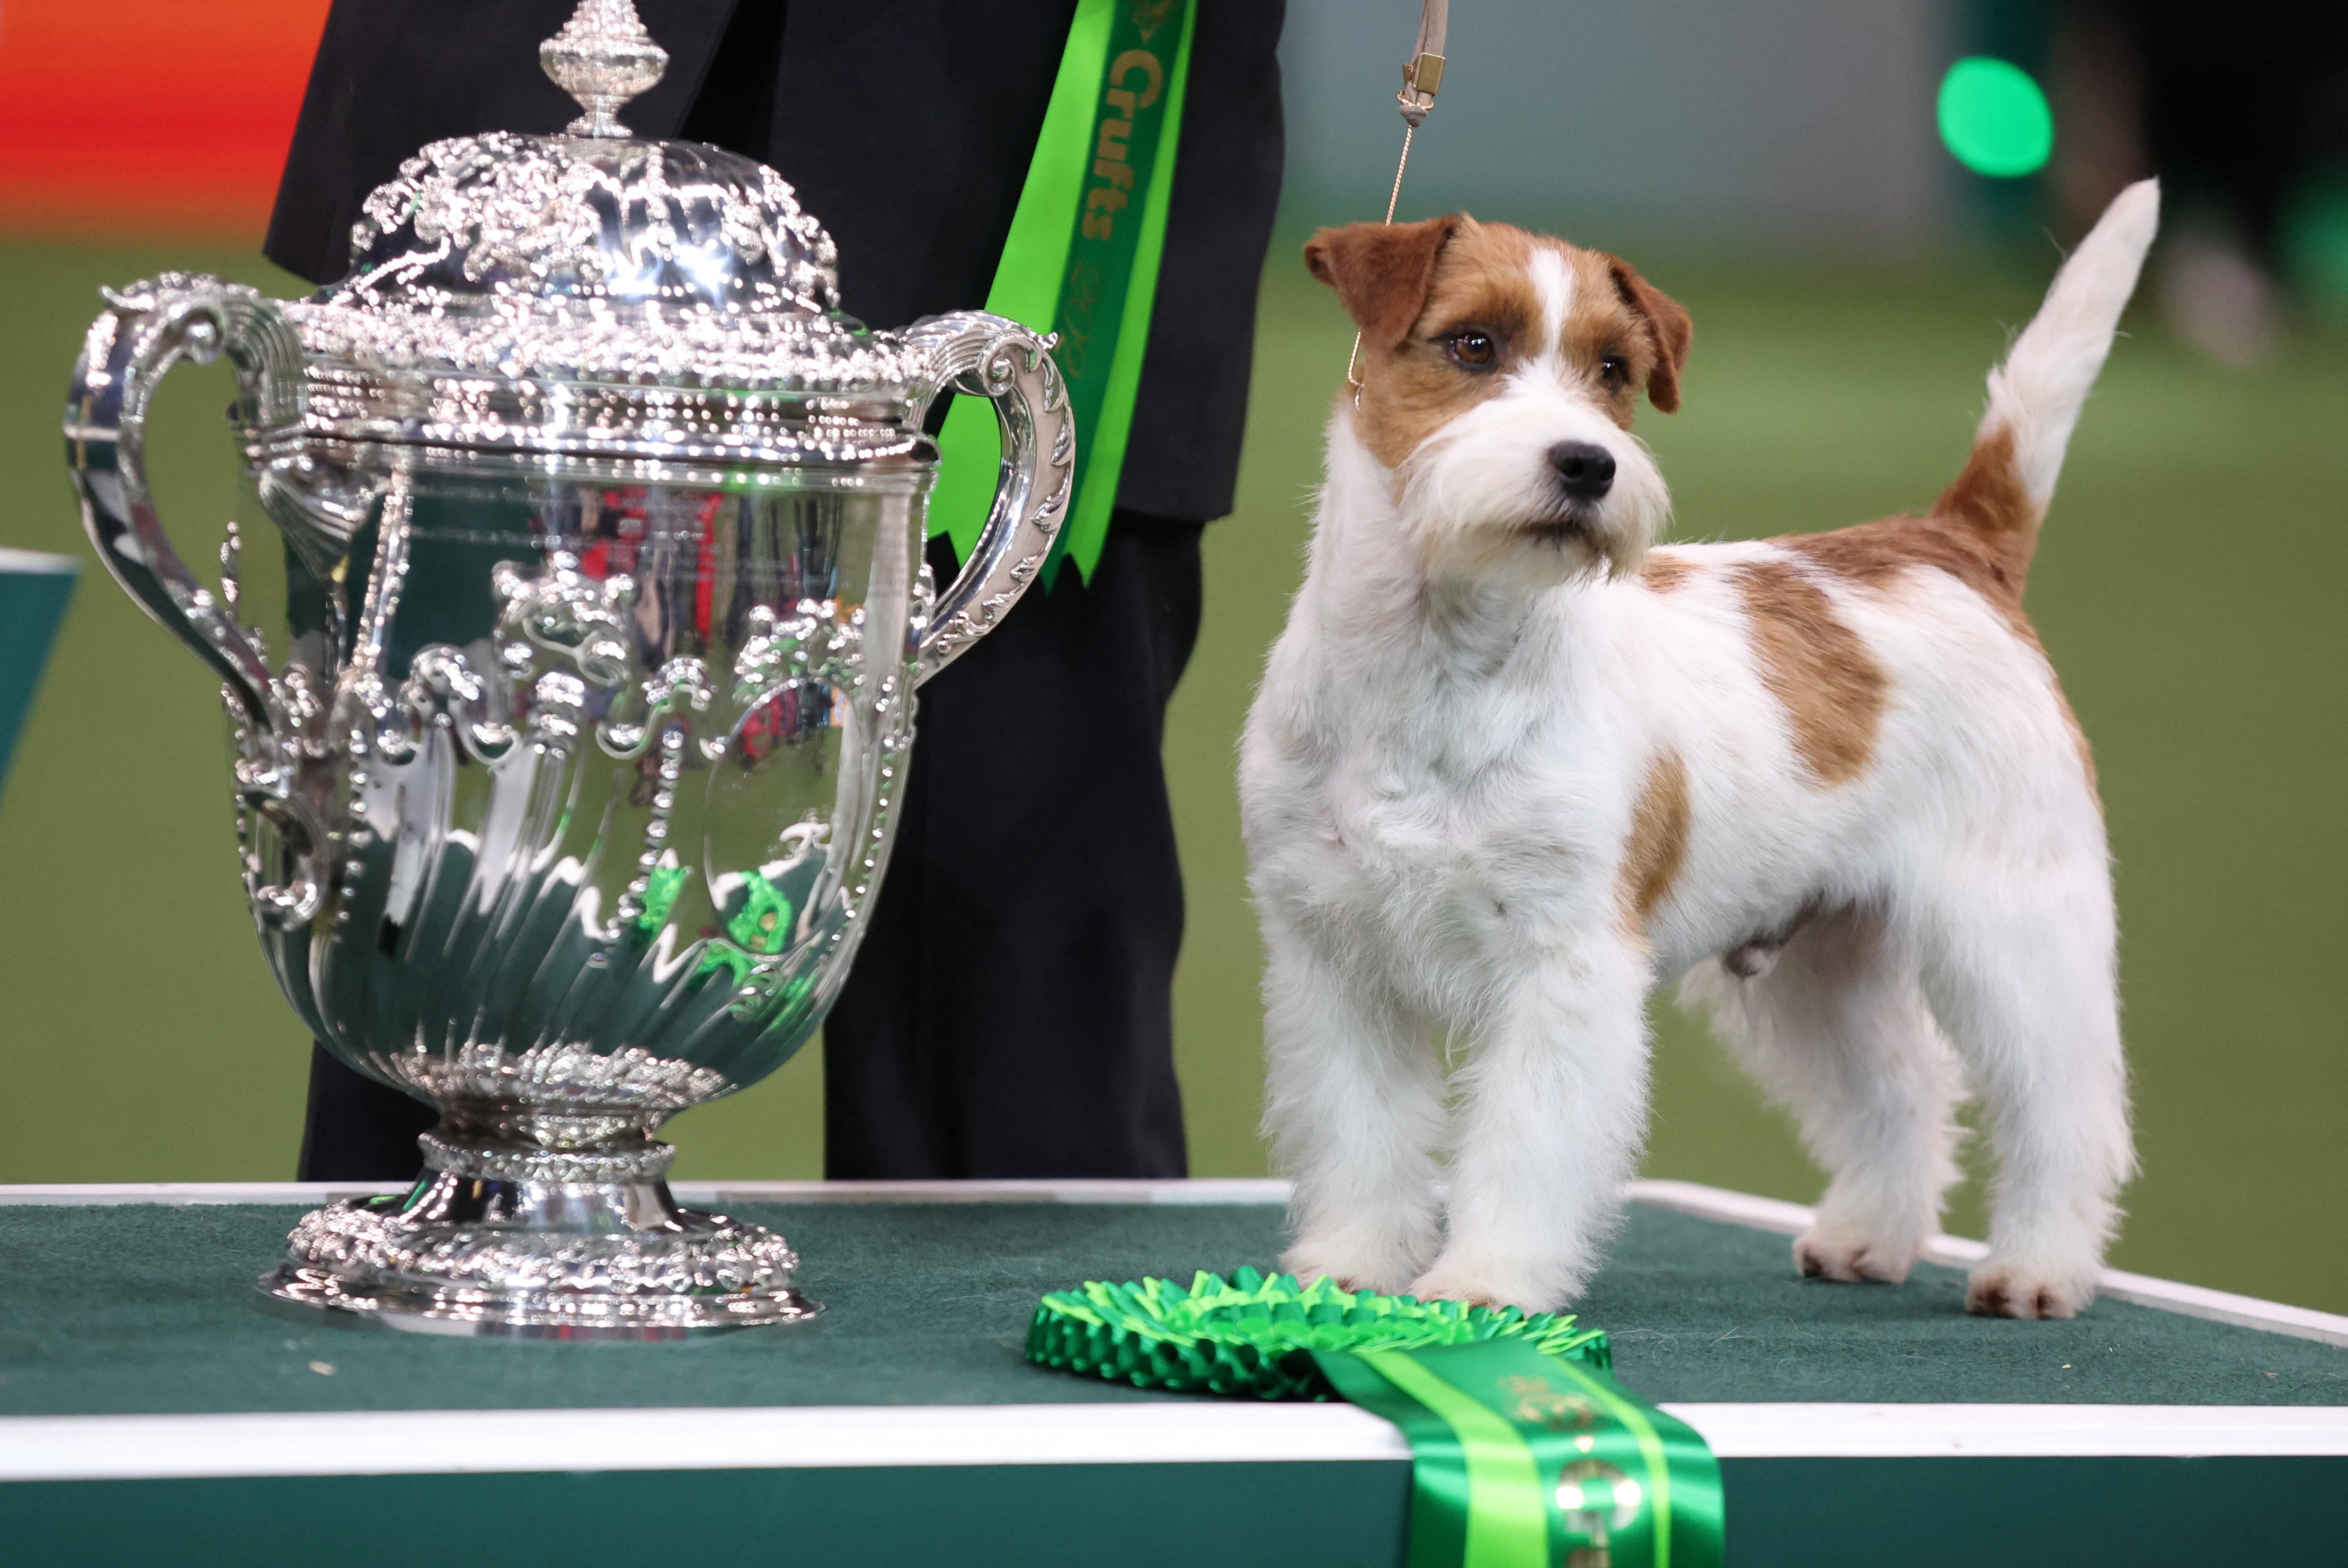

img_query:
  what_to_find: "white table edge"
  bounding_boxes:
[1,1402,2345,1481]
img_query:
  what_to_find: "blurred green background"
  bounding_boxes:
[2,226,2342,1312]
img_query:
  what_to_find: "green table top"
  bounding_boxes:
[3,1196,2341,1418]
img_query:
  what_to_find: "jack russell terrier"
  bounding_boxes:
[1240,181,2159,1320]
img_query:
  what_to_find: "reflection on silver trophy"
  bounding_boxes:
[63,0,1070,1336]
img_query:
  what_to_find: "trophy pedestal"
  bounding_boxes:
[257,1126,821,1339]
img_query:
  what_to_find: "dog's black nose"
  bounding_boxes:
[1547,441,1616,501]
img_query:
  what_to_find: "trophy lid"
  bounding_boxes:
[281,0,917,419]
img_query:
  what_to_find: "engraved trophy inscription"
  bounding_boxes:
[63,0,1071,1336]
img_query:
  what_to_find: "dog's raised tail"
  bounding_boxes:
[1937,179,2159,553]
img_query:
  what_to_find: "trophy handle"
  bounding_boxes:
[65,273,330,925]
[901,311,1075,685]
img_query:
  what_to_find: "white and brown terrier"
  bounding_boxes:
[1241,182,2159,1319]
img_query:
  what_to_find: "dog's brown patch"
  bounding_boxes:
[1935,426,2040,551]
[1788,430,2038,630]
[1790,515,2023,628]
[1639,552,1698,593]
[1783,429,2098,804]
[1620,751,1691,924]
[1733,561,1887,786]
[1306,217,1693,467]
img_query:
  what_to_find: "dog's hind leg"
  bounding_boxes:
[1411,932,1654,1312]
[1680,905,1965,1285]
[1264,922,1448,1294]
[1910,858,2131,1318]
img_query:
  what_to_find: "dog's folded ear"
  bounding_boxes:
[1305,216,1464,352]
[1604,256,1693,413]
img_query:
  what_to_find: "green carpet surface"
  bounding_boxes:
[2,1201,2339,1416]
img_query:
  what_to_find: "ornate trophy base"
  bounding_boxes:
[258,1127,821,1339]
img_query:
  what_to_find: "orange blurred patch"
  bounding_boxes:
[0,0,332,238]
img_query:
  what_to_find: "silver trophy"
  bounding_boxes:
[64,0,1070,1337]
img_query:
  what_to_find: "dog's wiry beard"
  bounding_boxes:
[1520,504,1604,556]
[1393,421,1665,585]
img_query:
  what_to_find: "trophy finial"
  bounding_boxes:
[540,0,669,139]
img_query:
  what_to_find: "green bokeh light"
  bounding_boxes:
[1937,56,2054,178]
[2281,171,2348,322]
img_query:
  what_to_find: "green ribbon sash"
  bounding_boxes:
[929,0,1197,584]
[1028,1269,1724,1568]
[1319,1342,1723,1568]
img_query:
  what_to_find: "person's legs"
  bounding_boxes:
[822,511,1204,1178]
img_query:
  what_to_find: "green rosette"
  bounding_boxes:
[1026,1265,1608,1400]
[1027,1267,1722,1568]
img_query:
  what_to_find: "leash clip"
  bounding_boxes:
[1399,51,1444,128]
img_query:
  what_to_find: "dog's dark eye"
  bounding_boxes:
[1446,331,1497,369]
[1598,353,1631,391]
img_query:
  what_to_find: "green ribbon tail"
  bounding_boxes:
[929,0,1196,586]
[1314,1342,1724,1568]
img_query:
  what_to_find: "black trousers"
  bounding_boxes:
[296,511,1202,1182]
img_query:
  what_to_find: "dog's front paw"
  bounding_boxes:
[1406,1254,1579,1314]
[1793,1223,1920,1284]
[1282,1237,1425,1297]
[1965,1260,2096,1320]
